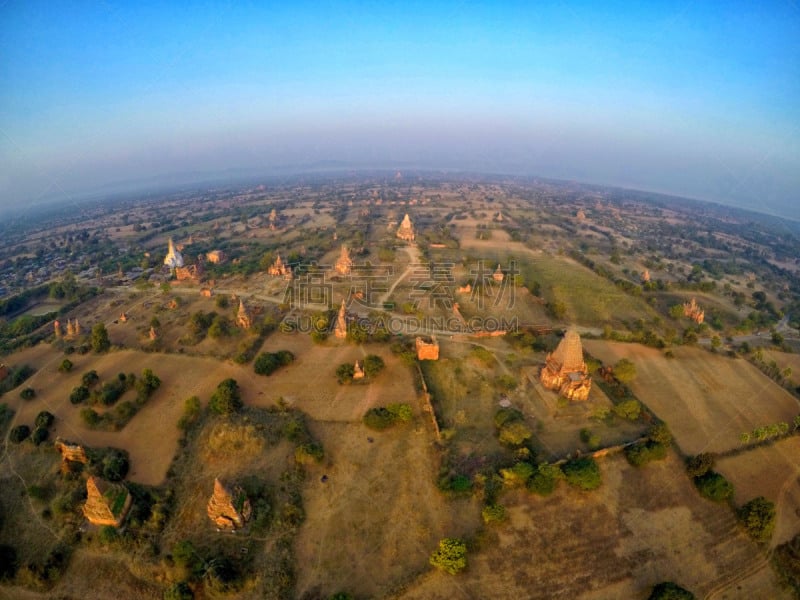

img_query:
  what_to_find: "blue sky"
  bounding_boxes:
[1,1,798,217]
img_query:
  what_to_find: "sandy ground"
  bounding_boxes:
[583,341,800,455]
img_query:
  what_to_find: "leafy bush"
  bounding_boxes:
[614,358,637,383]
[20,387,35,400]
[429,538,467,575]
[336,363,355,384]
[694,471,733,502]
[91,323,111,353]
[494,408,523,428]
[295,442,325,465]
[685,453,715,478]
[625,441,667,467]
[69,385,90,404]
[498,420,533,446]
[527,463,563,496]
[164,581,194,600]
[135,369,161,402]
[647,423,673,445]
[438,473,472,494]
[647,581,695,599]
[362,354,385,377]
[562,457,601,491]
[363,403,412,430]
[613,399,641,420]
[10,424,30,443]
[82,370,100,387]
[500,461,535,487]
[254,350,295,376]
[32,411,54,431]
[496,374,518,391]
[101,449,130,481]
[58,359,73,373]
[209,378,242,415]
[80,407,100,427]
[482,504,506,524]
[579,428,601,449]
[31,426,49,445]
[737,496,776,542]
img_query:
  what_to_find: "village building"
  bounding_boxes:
[539,328,592,401]
[83,476,132,527]
[207,478,252,530]
[164,238,184,269]
[683,297,705,323]
[396,213,416,241]
[236,299,253,330]
[334,299,348,339]
[415,336,439,360]
[335,245,353,276]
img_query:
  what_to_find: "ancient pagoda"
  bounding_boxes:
[207,478,252,530]
[236,299,253,330]
[164,238,184,269]
[396,213,416,241]
[683,297,705,324]
[335,245,353,276]
[492,263,504,282]
[83,476,132,527]
[268,254,292,279]
[334,299,348,338]
[539,328,592,401]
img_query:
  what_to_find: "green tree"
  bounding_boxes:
[20,387,35,400]
[562,457,601,491]
[362,354,385,377]
[164,581,194,600]
[613,399,641,420]
[35,411,55,429]
[685,453,715,478]
[695,471,733,502]
[647,423,673,445]
[737,496,776,542]
[10,425,30,443]
[91,323,111,353]
[209,379,242,415]
[336,363,355,384]
[498,420,533,446]
[58,358,73,373]
[429,538,467,575]
[481,504,506,524]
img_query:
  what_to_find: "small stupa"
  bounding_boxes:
[334,299,348,339]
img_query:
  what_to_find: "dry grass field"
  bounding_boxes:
[396,453,789,600]
[583,340,800,455]
[716,437,800,547]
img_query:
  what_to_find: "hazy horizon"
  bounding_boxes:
[2,2,798,219]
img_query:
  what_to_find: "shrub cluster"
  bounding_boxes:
[363,403,412,430]
[254,350,294,376]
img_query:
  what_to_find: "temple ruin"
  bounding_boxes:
[206,250,226,264]
[83,476,132,527]
[415,336,439,360]
[236,299,253,330]
[268,254,292,279]
[539,328,592,401]
[641,269,651,283]
[683,297,705,324]
[335,245,353,276]
[55,438,88,465]
[396,213,416,241]
[164,238,184,269]
[207,478,252,530]
[54,320,62,338]
[334,299,348,339]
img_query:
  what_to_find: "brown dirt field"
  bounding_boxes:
[716,437,800,548]
[395,453,788,600]
[3,344,292,486]
[294,421,479,599]
[583,341,800,455]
